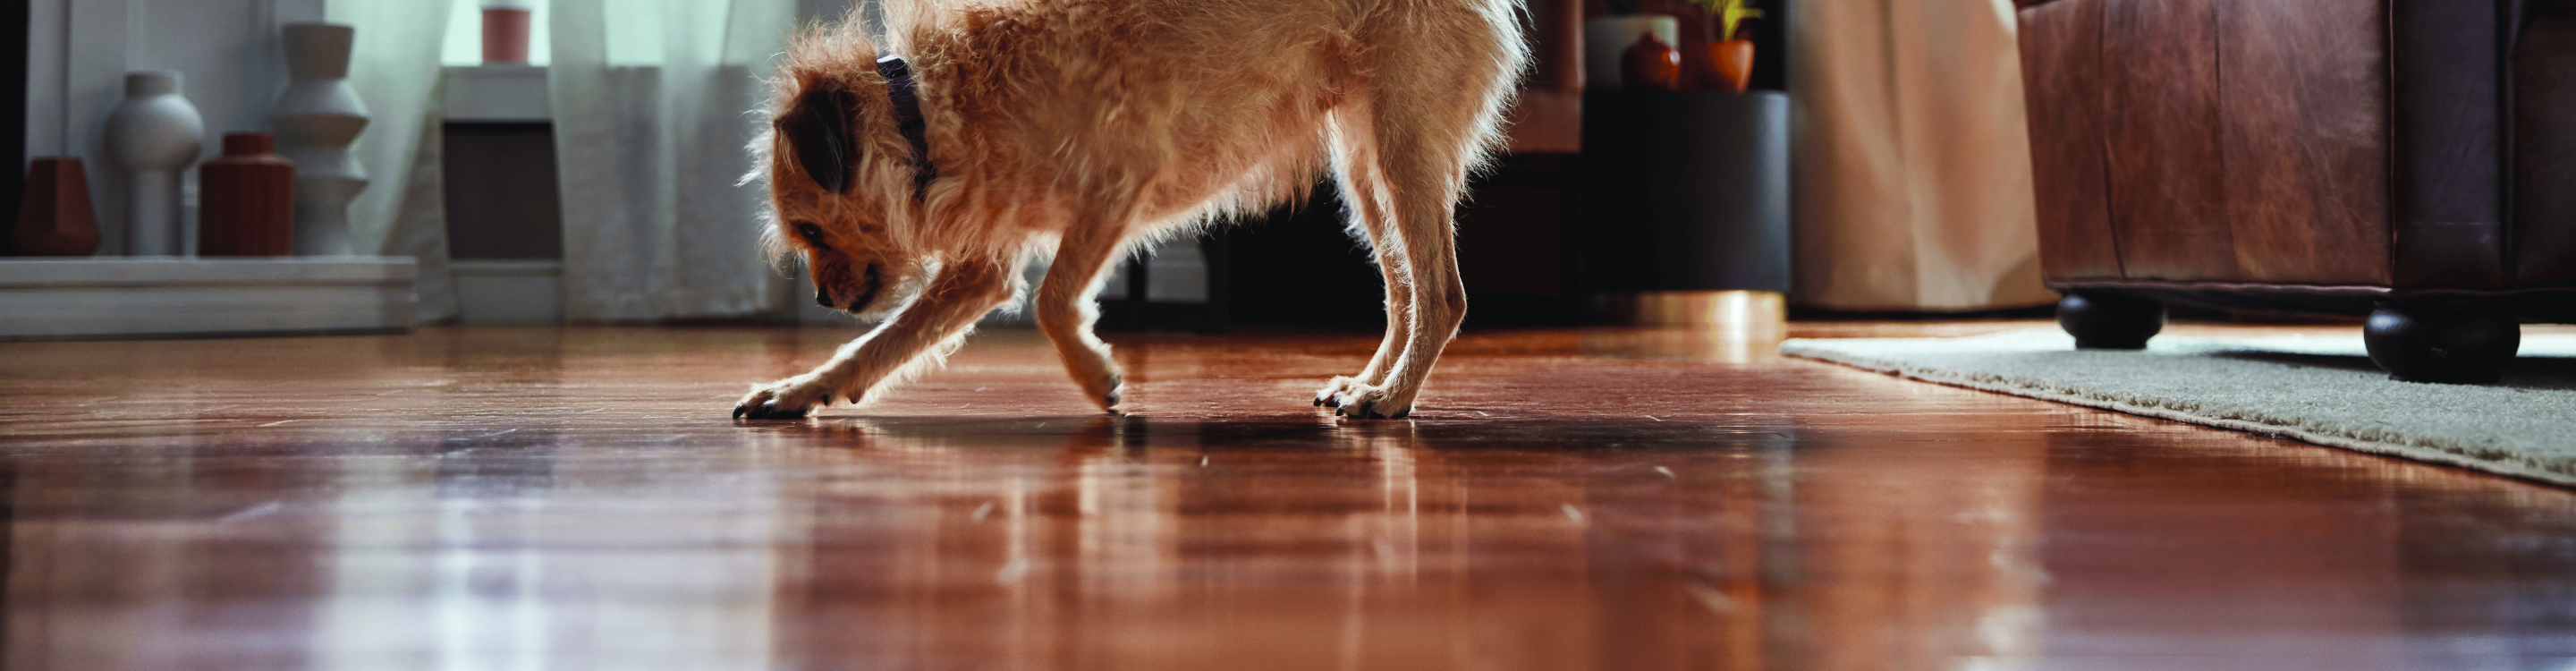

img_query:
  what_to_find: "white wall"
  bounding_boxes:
[24,0,327,255]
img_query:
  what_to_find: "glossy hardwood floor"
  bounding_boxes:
[0,321,2570,670]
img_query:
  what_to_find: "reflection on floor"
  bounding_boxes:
[0,322,2570,670]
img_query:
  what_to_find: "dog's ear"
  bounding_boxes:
[777,82,860,193]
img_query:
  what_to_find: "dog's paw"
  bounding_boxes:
[1080,371,1124,412]
[733,378,835,420]
[1331,384,1412,420]
[1313,376,1368,408]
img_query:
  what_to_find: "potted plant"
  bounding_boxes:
[1691,0,1763,92]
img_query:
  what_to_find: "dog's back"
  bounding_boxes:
[899,0,1527,236]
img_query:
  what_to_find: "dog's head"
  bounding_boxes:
[759,27,931,317]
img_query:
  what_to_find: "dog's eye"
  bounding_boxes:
[792,222,829,249]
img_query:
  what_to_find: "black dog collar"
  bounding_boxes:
[877,54,936,200]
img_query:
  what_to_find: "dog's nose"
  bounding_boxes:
[815,289,834,309]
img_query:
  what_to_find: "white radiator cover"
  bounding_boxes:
[0,258,418,340]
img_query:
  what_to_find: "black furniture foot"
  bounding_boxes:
[2364,304,2520,384]
[2057,292,2165,349]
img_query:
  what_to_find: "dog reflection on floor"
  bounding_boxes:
[733,0,1528,420]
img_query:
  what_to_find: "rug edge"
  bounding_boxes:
[1779,340,2576,488]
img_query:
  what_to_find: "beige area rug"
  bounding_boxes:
[1781,330,2576,487]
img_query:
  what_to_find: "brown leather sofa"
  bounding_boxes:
[2015,0,2576,382]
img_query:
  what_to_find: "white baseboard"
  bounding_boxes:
[0,258,419,340]
[452,259,564,324]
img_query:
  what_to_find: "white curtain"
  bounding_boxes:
[1788,0,2056,311]
[328,0,459,321]
[549,0,795,320]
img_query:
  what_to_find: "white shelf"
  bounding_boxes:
[445,65,549,123]
[0,258,418,340]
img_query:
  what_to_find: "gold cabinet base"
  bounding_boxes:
[1587,290,1785,329]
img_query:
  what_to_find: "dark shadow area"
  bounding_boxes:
[1223,156,1585,327]
[2201,351,2388,374]
[1,0,26,257]
[444,122,564,259]
[2205,350,2576,391]
[1220,181,1386,327]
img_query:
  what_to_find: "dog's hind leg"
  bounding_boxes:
[1311,114,1412,408]
[1035,208,1133,412]
[1326,12,1516,419]
[735,255,1019,419]
[1325,110,1469,420]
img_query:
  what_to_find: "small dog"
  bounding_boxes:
[734,0,1527,420]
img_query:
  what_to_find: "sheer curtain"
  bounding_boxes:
[549,0,795,320]
[328,0,459,320]
[1787,0,2055,311]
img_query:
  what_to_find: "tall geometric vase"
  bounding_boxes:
[13,157,102,256]
[274,22,369,257]
[102,72,205,257]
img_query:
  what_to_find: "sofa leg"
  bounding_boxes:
[2056,292,2164,350]
[2364,304,2520,384]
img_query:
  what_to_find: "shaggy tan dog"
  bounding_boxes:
[734,0,1527,420]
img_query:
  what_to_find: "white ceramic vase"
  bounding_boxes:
[103,72,205,257]
[274,22,370,257]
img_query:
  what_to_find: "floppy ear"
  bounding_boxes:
[777,82,860,193]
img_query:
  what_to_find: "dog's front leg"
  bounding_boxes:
[734,256,1018,420]
[1034,219,1129,412]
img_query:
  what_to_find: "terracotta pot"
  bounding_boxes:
[1584,15,1679,91]
[1708,40,1756,93]
[200,132,297,257]
[12,157,100,256]
[482,7,531,64]
[1621,31,1682,92]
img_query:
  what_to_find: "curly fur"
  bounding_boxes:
[736,0,1528,420]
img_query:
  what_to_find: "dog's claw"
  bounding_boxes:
[733,398,811,420]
